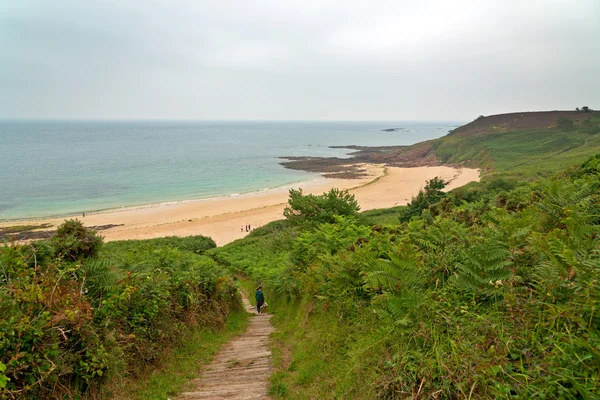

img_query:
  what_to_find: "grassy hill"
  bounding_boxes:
[282,110,600,182]
[367,110,600,180]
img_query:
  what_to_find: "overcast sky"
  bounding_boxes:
[1,0,599,121]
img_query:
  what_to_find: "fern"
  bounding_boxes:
[363,244,424,328]
[83,258,124,301]
[363,246,421,294]
[455,232,511,296]
[407,217,469,282]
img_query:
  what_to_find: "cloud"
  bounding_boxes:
[0,0,598,120]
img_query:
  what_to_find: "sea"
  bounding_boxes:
[0,120,459,220]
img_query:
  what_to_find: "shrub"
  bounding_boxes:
[581,118,600,135]
[556,117,575,130]
[50,219,103,260]
[0,234,239,398]
[283,188,360,225]
[400,176,448,222]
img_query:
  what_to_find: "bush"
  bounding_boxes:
[400,176,448,222]
[556,117,575,131]
[581,118,600,135]
[0,234,239,398]
[283,188,360,225]
[51,219,103,260]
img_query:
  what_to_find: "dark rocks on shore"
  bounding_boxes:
[329,145,406,152]
[279,156,369,179]
[0,223,124,241]
[279,142,442,179]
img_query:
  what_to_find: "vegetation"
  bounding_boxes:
[283,188,360,225]
[4,111,600,399]
[357,111,600,182]
[400,176,447,222]
[431,115,600,180]
[577,106,593,112]
[0,222,241,399]
[556,117,575,131]
[127,310,248,400]
[51,218,103,260]
[213,153,600,399]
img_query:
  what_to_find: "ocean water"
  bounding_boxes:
[0,120,458,220]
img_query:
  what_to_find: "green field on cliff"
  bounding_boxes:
[345,110,600,181]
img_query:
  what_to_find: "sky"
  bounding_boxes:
[1,0,599,121]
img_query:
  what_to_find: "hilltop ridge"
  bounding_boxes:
[449,110,600,137]
[281,109,600,180]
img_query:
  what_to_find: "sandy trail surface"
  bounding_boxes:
[1,165,479,246]
[177,297,274,400]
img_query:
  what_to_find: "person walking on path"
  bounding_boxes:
[255,286,265,315]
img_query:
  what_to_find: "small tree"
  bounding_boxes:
[401,177,448,222]
[51,219,103,260]
[582,106,591,112]
[283,188,360,225]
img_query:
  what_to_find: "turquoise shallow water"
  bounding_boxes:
[0,120,458,220]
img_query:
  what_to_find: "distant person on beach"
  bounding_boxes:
[82,212,85,218]
[241,225,244,232]
[255,286,265,315]
[249,224,251,231]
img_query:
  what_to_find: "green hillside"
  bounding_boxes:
[211,153,600,399]
[342,110,600,181]
[433,111,600,179]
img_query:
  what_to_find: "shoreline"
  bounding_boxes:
[0,164,480,246]
[0,174,333,223]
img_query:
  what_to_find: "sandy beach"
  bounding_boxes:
[1,165,479,246]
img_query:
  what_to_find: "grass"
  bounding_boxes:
[265,298,382,399]
[359,206,405,226]
[115,309,250,400]
[429,117,600,180]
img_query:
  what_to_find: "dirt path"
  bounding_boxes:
[177,297,274,400]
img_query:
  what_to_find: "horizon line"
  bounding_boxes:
[0,117,465,123]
